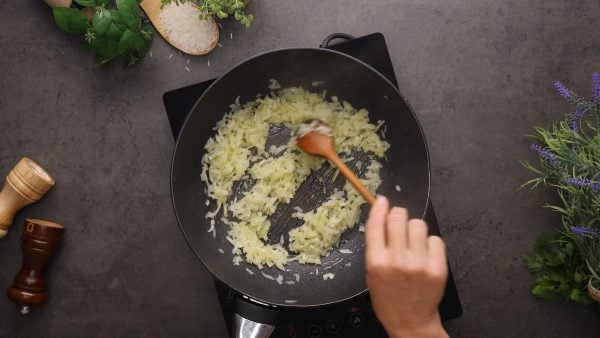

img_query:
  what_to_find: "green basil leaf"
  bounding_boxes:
[53,7,89,34]
[548,273,567,283]
[74,0,97,6]
[569,288,581,301]
[89,36,118,57]
[116,0,140,15]
[136,34,152,56]
[119,10,140,32]
[532,285,549,296]
[573,272,583,283]
[92,8,111,36]
[119,29,144,52]
[105,23,124,40]
[94,53,116,66]
[109,10,127,31]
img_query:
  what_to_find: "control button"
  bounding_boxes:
[325,319,341,333]
[370,308,379,322]
[349,312,364,327]
[274,324,296,338]
[307,324,322,338]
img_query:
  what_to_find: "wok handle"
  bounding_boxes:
[233,297,280,338]
[319,33,356,48]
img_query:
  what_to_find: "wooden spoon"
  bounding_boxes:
[140,0,219,55]
[296,120,377,205]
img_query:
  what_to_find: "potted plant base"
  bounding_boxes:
[589,280,600,303]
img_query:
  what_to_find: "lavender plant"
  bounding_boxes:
[573,226,600,289]
[522,73,600,304]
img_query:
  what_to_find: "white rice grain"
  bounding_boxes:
[323,273,335,280]
[159,2,219,54]
[261,272,274,280]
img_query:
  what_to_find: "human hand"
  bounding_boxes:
[365,196,449,338]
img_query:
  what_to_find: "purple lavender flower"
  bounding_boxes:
[592,72,600,102]
[530,144,561,167]
[554,81,575,101]
[570,226,598,238]
[571,120,579,133]
[567,177,600,194]
[570,107,586,132]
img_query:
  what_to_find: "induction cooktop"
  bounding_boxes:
[163,32,462,338]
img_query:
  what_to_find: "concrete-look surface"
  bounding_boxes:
[1,0,599,337]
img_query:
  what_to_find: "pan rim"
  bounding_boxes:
[170,47,431,307]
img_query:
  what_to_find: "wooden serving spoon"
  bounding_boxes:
[296,120,377,205]
[140,0,219,55]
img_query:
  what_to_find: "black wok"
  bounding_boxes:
[171,48,430,335]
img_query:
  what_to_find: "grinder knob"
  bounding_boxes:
[0,158,55,238]
[7,219,64,314]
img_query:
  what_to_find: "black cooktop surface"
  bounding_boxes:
[163,32,462,338]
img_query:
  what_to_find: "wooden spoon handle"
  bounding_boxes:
[328,155,376,205]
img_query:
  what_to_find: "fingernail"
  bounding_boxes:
[376,195,386,203]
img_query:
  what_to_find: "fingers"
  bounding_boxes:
[427,236,449,279]
[365,196,389,256]
[386,207,408,250]
[407,219,429,256]
[366,198,448,284]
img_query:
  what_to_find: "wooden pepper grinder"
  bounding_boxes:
[0,158,55,238]
[7,219,64,314]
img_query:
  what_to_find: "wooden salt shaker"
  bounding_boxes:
[0,158,55,238]
[7,219,64,314]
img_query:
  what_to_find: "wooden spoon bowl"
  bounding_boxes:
[296,120,377,205]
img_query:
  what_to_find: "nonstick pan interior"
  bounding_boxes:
[171,48,430,307]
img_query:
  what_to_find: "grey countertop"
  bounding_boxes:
[1,0,599,337]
